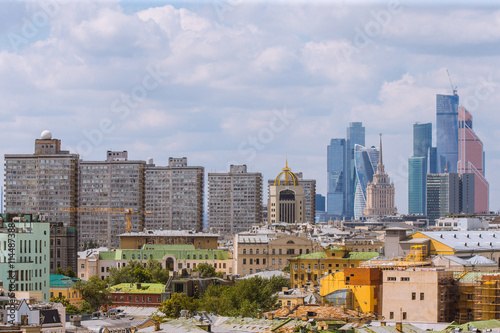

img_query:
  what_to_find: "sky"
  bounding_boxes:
[1,0,500,215]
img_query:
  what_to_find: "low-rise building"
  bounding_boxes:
[233,234,320,276]
[320,267,381,315]
[289,247,379,288]
[381,269,456,322]
[78,244,233,281]
[108,283,167,308]
[49,274,82,306]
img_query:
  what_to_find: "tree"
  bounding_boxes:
[55,267,64,275]
[65,266,77,278]
[194,263,218,278]
[147,260,169,284]
[157,293,198,318]
[49,296,80,314]
[108,260,169,285]
[73,275,110,311]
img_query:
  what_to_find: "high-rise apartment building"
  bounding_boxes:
[208,165,262,235]
[408,123,432,214]
[436,93,459,173]
[78,151,146,250]
[268,162,305,224]
[458,106,489,213]
[353,144,378,220]
[364,135,397,217]
[346,122,365,219]
[327,138,346,216]
[4,131,79,225]
[145,157,204,232]
[426,173,474,224]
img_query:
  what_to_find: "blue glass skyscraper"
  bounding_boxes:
[436,94,459,173]
[327,138,346,216]
[408,123,432,214]
[346,122,365,219]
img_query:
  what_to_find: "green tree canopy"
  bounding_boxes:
[73,275,110,311]
[107,260,169,286]
[157,293,198,318]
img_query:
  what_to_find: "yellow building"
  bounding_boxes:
[289,247,379,288]
[49,274,82,306]
[319,267,381,314]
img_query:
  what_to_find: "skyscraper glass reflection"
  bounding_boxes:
[353,144,378,220]
[436,94,459,173]
[327,138,346,216]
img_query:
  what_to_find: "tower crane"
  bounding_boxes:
[446,69,458,95]
[58,207,153,233]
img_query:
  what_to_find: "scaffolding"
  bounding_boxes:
[474,275,500,321]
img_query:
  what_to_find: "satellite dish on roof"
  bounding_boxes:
[41,130,52,140]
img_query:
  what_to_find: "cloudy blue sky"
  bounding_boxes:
[1,0,499,214]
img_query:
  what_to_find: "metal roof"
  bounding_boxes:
[416,231,500,252]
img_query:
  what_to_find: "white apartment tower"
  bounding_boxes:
[208,165,262,235]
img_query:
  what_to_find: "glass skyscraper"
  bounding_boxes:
[346,122,365,219]
[408,123,432,214]
[436,94,459,173]
[353,144,378,220]
[327,138,346,216]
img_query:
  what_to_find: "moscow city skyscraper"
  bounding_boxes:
[408,123,432,214]
[458,106,489,213]
[327,138,346,216]
[346,122,365,219]
[436,93,459,173]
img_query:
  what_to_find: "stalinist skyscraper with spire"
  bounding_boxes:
[364,134,397,217]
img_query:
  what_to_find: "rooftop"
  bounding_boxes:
[109,283,165,294]
[415,231,500,252]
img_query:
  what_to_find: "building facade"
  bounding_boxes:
[353,144,379,219]
[208,164,262,235]
[78,151,146,250]
[145,157,204,232]
[233,234,318,276]
[327,138,346,217]
[49,222,77,274]
[0,214,50,302]
[436,93,459,173]
[4,131,79,226]
[408,123,432,215]
[346,122,366,219]
[458,106,489,214]
[268,162,305,224]
[364,135,397,217]
[119,229,219,250]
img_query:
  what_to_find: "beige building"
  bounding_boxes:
[381,269,456,323]
[364,134,397,217]
[268,161,305,224]
[119,229,219,250]
[233,233,320,276]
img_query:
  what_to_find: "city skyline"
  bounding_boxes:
[1,1,500,214]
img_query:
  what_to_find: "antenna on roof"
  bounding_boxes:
[446,69,458,96]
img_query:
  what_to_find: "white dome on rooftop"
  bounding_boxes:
[41,130,52,140]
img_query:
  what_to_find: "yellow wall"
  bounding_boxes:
[320,271,377,314]
[410,232,455,255]
[50,287,82,306]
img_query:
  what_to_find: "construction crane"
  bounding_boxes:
[58,207,152,233]
[446,69,458,96]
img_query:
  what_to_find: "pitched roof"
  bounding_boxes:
[109,283,165,294]
[49,274,81,288]
[415,231,500,252]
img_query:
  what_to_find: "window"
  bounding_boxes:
[81,264,85,269]
[294,264,298,269]
[272,249,275,255]
[187,254,190,259]
[287,249,295,255]
[387,277,396,281]
[256,249,259,254]
[256,259,259,265]
[412,292,416,300]
[101,267,104,272]
[243,249,247,254]
[301,264,304,269]
[250,259,253,264]
[279,259,282,265]
[390,312,394,319]
[279,249,282,255]
[420,293,424,300]
[403,312,407,320]
[272,259,276,265]
[401,277,410,281]
[263,259,266,265]
[243,258,247,265]
[250,249,253,255]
